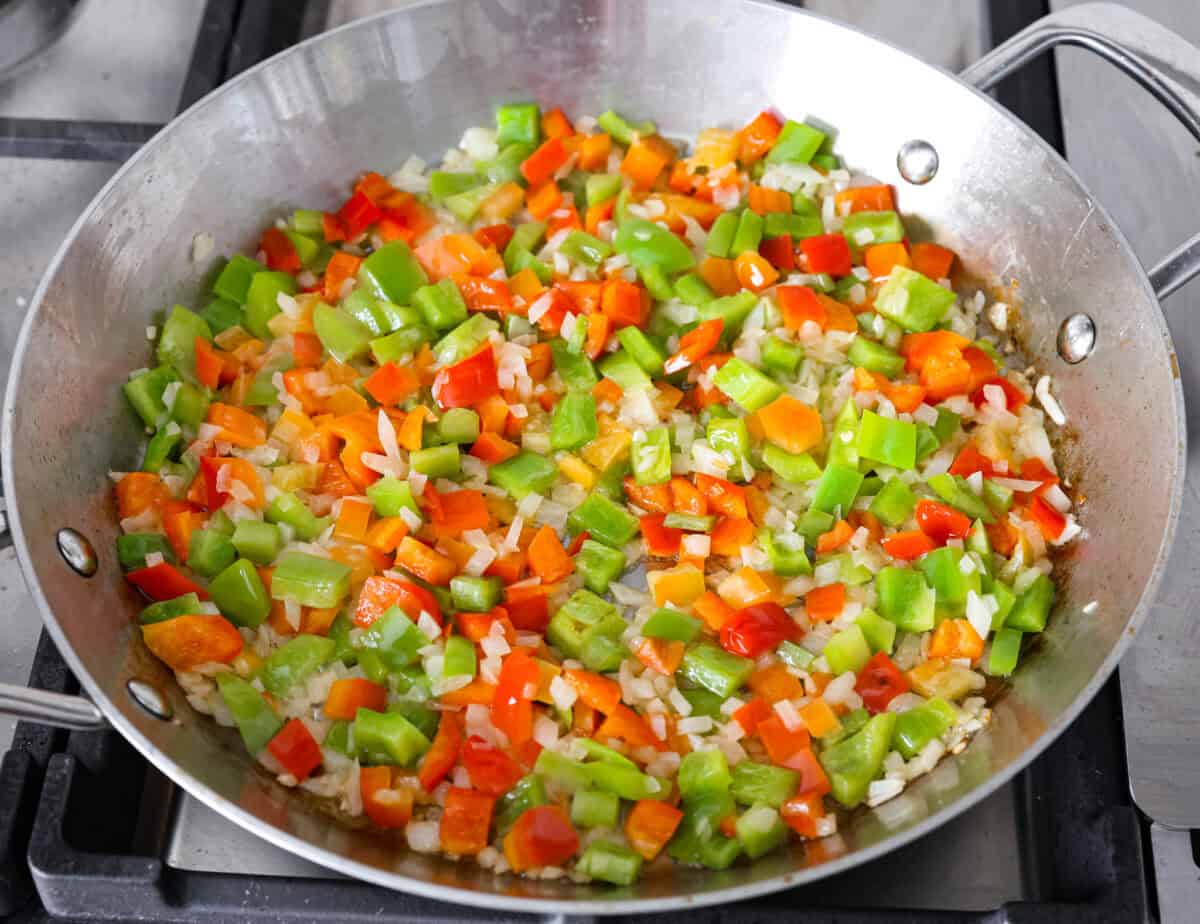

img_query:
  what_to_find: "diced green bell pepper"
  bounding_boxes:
[353,708,430,767]
[547,590,626,660]
[679,642,754,698]
[117,533,176,571]
[731,761,798,808]
[856,410,917,470]
[361,605,427,671]
[576,841,643,885]
[437,408,480,445]
[847,337,905,377]
[761,335,803,376]
[496,102,540,145]
[187,528,236,579]
[705,211,739,259]
[552,338,599,392]
[762,443,821,483]
[765,208,823,241]
[534,749,591,793]
[489,451,559,500]
[856,608,897,655]
[269,551,351,609]
[892,697,958,759]
[450,575,503,613]
[413,278,469,331]
[918,547,981,617]
[586,172,623,207]
[138,592,202,625]
[713,358,782,412]
[212,254,266,304]
[266,492,331,541]
[216,673,282,753]
[495,774,548,833]
[551,392,598,451]
[842,211,905,247]
[811,462,865,516]
[642,607,703,642]
[168,383,210,430]
[766,120,826,165]
[773,644,815,677]
[613,218,695,274]
[410,444,461,478]
[730,209,764,256]
[826,398,860,468]
[443,635,476,678]
[869,477,917,527]
[358,241,428,305]
[988,627,1023,675]
[209,558,270,627]
[1005,573,1055,632]
[258,634,335,697]
[156,305,212,384]
[569,493,640,547]
[927,473,995,524]
[124,365,179,428]
[760,529,812,576]
[576,539,627,594]
[874,266,956,333]
[824,624,873,675]
[678,749,732,801]
[243,272,297,340]
[876,566,936,632]
[599,349,652,391]
[313,303,372,363]
[141,426,182,472]
[596,109,655,145]
[818,712,896,807]
[735,804,788,860]
[571,788,620,829]
[615,327,667,376]
[365,477,419,519]
[481,142,535,184]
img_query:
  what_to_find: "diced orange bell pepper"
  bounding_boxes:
[805,583,846,622]
[527,524,574,583]
[323,677,387,720]
[929,618,986,661]
[625,799,684,861]
[752,394,823,455]
[141,615,243,671]
[360,765,415,828]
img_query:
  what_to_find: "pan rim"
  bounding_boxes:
[2,0,1185,911]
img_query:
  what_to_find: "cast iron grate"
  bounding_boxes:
[0,0,1155,920]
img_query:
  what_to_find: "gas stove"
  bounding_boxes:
[0,1,1195,920]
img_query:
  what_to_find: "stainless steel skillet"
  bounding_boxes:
[2,0,1200,912]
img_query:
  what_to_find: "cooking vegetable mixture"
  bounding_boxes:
[113,102,1079,882]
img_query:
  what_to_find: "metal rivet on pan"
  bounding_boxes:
[897,139,939,185]
[1057,313,1096,363]
[126,678,173,721]
[56,528,97,577]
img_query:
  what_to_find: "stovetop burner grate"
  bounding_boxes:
[0,0,1170,920]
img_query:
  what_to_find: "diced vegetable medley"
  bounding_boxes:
[114,102,1078,881]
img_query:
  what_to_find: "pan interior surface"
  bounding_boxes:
[3,0,1181,911]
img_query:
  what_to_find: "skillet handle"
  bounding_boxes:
[0,682,107,731]
[959,1,1200,299]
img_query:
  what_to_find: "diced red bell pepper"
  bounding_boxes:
[781,793,827,838]
[503,805,579,872]
[788,747,832,798]
[915,498,973,544]
[948,443,997,479]
[259,226,300,273]
[491,648,539,747]
[354,575,442,629]
[855,652,911,714]
[418,710,462,791]
[759,234,795,271]
[440,787,494,855]
[336,190,383,238]
[1027,495,1067,541]
[267,718,323,781]
[456,275,514,314]
[126,562,209,601]
[755,715,813,771]
[640,514,682,557]
[504,591,549,632]
[432,346,499,410]
[970,375,1029,412]
[800,233,852,276]
[460,735,524,796]
[194,337,223,390]
[719,602,798,659]
[664,318,723,375]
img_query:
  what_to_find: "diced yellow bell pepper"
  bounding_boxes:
[582,430,632,471]
[557,453,597,489]
[906,659,983,701]
[271,462,322,492]
[647,564,706,608]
